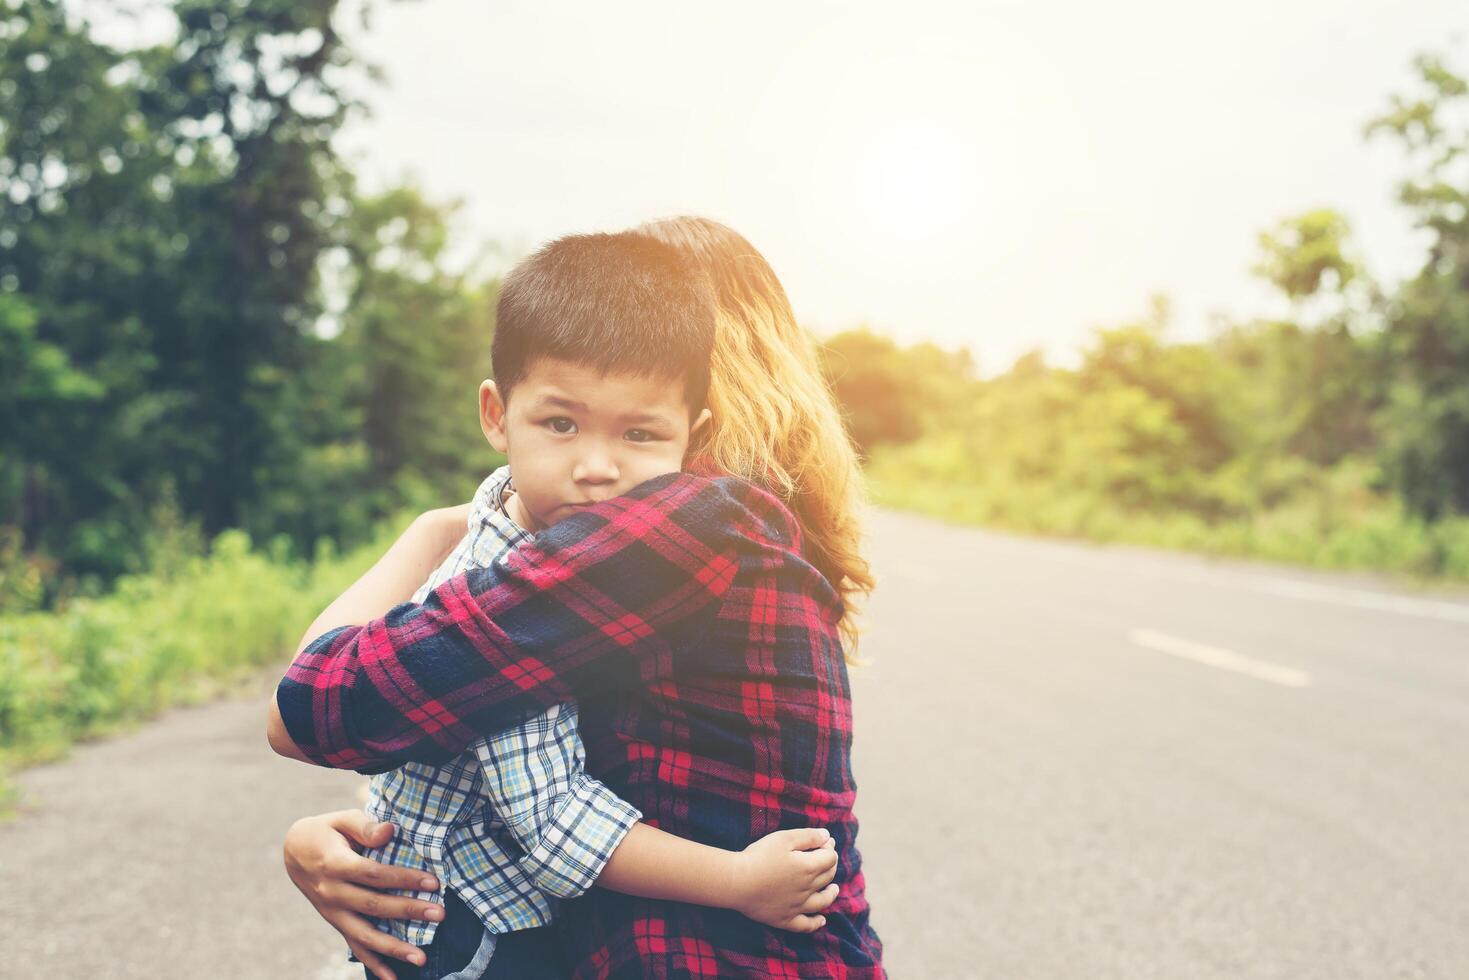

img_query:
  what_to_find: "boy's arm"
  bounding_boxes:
[474,702,642,899]
[274,473,798,773]
[478,703,837,933]
[597,823,840,932]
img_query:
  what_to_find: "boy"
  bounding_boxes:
[333,232,838,979]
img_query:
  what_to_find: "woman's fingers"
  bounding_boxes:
[321,879,444,922]
[330,909,426,969]
[282,810,435,974]
[284,811,436,894]
[350,941,399,980]
[337,849,440,894]
[323,809,398,851]
[802,882,840,913]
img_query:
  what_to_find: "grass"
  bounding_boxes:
[865,452,1469,584]
[0,517,412,809]
[7,453,1468,810]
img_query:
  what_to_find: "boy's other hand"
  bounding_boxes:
[729,827,839,932]
[282,809,444,980]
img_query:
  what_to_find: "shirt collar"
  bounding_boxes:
[469,465,520,534]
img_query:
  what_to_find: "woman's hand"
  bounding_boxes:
[282,809,445,980]
[729,827,840,932]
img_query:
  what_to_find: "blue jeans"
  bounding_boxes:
[361,888,563,980]
[482,922,563,980]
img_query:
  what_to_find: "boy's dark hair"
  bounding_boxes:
[492,232,716,414]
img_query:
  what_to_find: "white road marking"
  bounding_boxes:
[1129,628,1312,688]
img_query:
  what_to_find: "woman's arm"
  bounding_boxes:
[272,473,806,772]
[268,504,469,759]
[274,503,471,977]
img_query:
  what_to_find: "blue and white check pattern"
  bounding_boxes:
[361,466,642,949]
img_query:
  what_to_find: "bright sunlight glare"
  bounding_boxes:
[330,0,1469,370]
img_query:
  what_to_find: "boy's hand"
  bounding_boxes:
[729,827,840,932]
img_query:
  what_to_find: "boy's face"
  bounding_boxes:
[479,357,711,532]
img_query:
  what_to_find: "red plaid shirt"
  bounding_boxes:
[278,473,884,978]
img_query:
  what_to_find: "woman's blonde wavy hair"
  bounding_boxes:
[637,217,874,657]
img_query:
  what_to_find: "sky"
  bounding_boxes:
[88,0,1469,371]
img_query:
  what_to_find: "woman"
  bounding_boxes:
[279,217,879,978]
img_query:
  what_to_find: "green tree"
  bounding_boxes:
[0,293,102,604]
[1215,209,1381,470]
[245,184,501,550]
[341,189,495,489]
[1253,210,1359,302]
[1,0,183,575]
[819,327,976,454]
[0,0,363,577]
[1367,53,1469,519]
[151,0,361,533]
[1076,297,1235,478]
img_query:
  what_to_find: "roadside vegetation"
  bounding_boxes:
[821,55,1469,583]
[3,1,1467,799]
[0,507,411,807]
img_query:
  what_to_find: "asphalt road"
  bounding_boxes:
[4,509,1467,978]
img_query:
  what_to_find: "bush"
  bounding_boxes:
[867,443,1469,581]
[0,515,413,802]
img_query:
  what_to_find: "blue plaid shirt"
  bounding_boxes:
[361,467,641,950]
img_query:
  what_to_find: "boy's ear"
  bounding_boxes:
[479,380,510,454]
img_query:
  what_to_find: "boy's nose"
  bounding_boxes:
[572,450,619,485]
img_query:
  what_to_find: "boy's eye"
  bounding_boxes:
[545,417,577,434]
[625,429,655,443]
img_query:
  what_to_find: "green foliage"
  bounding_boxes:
[818,327,976,454]
[0,2,510,797]
[0,524,51,612]
[868,447,1469,580]
[833,54,1469,573]
[246,185,502,553]
[1253,210,1359,301]
[0,512,409,795]
[335,187,501,507]
[0,0,361,578]
[5,6,1469,803]
[846,277,1457,578]
[1213,318,1381,468]
[1367,54,1469,520]
[1,1,500,596]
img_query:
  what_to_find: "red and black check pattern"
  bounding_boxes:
[279,473,883,977]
